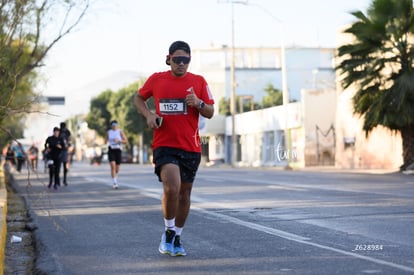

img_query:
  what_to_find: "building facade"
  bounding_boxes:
[196,45,402,170]
[196,46,336,167]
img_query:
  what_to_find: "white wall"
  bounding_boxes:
[224,103,303,167]
[301,88,337,166]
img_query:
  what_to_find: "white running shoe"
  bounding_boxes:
[113,183,119,189]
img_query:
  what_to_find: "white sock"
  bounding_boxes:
[164,218,175,231]
[112,177,117,184]
[175,226,183,236]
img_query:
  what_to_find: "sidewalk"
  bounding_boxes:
[0,165,36,274]
[206,162,400,174]
[297,165,400,174]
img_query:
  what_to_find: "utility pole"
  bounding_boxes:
[230,1,237,166]
[219,0,248,166]
[219,0,290,167]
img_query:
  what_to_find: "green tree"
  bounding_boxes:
[336,0,414,170]
[85,90,114,137]
[109,81,155,154]
[218,83,282,115]
[218,97,230,115]
[262,83,283,108]
[108,84,139,147]
[218,97,245,115]
[0,0,89,145]
[86,79,154,159]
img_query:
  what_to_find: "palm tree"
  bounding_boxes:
[336,0,414,171]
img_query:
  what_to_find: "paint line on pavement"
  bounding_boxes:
[85,174,414,273]
[192,207,414,273]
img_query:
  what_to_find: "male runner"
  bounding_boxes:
[134,40,215,256]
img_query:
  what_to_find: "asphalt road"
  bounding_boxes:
[10,162,414,275]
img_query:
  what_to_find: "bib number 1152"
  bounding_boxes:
[159,99,187,114]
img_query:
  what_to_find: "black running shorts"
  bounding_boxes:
[153,147,201,183]
[108,148,122,165]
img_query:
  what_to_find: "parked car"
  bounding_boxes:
[121,151,133,163]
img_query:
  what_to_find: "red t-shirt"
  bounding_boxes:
[138,71,215,153]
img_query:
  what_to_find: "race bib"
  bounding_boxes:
[159,99,187,115]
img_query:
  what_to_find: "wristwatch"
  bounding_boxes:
[198,100,205,109]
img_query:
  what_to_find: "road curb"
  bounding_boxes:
[0,168,8,275]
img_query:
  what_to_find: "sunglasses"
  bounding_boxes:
[171,56,191,65]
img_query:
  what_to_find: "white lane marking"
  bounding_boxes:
[193,206,310,241]
[192,207,414,273]
[84,175,414,273]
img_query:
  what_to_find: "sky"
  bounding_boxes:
[40,0,372,97]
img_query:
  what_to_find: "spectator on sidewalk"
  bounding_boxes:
[2,142,15,169]
[28,143,39,172]
[13,142,26,172]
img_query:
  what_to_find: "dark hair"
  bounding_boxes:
[53,127,60,132]
[166,41,191,65]
[110,120,118,126]
[60,122,66,129]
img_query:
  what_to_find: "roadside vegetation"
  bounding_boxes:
[0,0,90,145]
[336,0,414,170]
